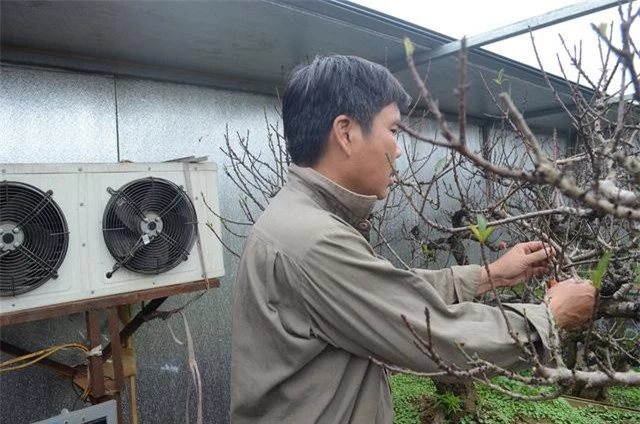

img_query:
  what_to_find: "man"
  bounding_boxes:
[230,55,596,423]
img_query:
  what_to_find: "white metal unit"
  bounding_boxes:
[0,162,224,314]
[32,400,118,424]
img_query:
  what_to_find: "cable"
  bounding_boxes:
[0,343,89,373]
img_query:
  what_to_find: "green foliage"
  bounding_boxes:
[470,214,494,244]
[435,391,463,416]
[590,250,612,290]
[493,68,507,86]
[390,373,640,424]
[608,385,640,409]
[390,374,435,424]
[620,327,639,353]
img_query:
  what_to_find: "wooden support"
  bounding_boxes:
[86,309,105,399]
[0,279,218,326]
[106,307,124,424]
[0,279,219,424]
[106,308,124,392]
[101,297,168,362]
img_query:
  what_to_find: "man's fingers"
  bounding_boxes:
[532,264,553,274]
[525,246,556,265]
[548,279,597,328]
[518,241,555,257]
[519,241,545,253]
[558,278,591,285]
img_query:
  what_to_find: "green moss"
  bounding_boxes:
[390,373,640,424]
[607,385,640,408]
[390,373,436,424]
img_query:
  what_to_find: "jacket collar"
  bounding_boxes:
[287,164,377,238]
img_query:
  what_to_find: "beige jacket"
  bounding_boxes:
[231,165,551,424]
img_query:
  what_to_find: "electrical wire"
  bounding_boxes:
[70,377,93,405]
[0,343,89,373]
[1,343,94,401]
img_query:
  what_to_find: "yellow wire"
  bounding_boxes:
[81,384,92,402]
[1,343,89,366]
[0,343,90,373]
[2,343,95,402]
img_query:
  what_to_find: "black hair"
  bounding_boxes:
[282,55,410,166]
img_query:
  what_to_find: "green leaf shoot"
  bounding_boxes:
[477,214,488,233]
[590,250,612,290]
[470,215,494,244]
[404,37,415,57]
[493,68,506,85]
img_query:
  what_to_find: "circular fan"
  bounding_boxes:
[0,181,69,296]
[102,177,197,277]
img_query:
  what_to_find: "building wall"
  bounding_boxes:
[0,63,278,424]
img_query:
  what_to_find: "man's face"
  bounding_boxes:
[348,103,402,199]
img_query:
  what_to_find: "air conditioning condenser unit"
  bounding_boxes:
[0,162,225,314]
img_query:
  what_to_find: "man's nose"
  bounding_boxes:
[395,143,402,159]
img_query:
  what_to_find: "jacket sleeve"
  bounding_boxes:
[411,265,481,304]
[296,225,552,374]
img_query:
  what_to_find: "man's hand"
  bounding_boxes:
[478,241,555,295]
[547,279,597,328]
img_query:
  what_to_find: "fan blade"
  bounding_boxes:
[150,236,170,271]
[129,235,169,273]
[111,200,143,234]
[141,180,158,212]
[0,191,29,221]
[109,230,142,260]
[21,222,51,251]
[103,178,198,275]
[178,197,197,223]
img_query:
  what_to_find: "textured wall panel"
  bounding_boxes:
[116,78,278,163]
[0,66,117,163]
[0,64,278,424]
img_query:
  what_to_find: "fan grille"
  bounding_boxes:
[102,177,198,276]
[0,181,69,296]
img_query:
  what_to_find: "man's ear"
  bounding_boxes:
[330,114,354,158]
